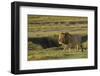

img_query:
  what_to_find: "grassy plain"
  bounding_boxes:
[28,15,88,61]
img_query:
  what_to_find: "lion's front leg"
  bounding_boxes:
[63,44,67,51]
[63,44,71,53]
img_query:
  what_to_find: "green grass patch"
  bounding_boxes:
[28,49,88,61]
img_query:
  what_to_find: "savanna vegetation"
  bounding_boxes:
[28,15,88,61]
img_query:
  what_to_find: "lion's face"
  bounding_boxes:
[58,32,72,44]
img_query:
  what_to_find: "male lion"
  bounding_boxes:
[58,32,83,52]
